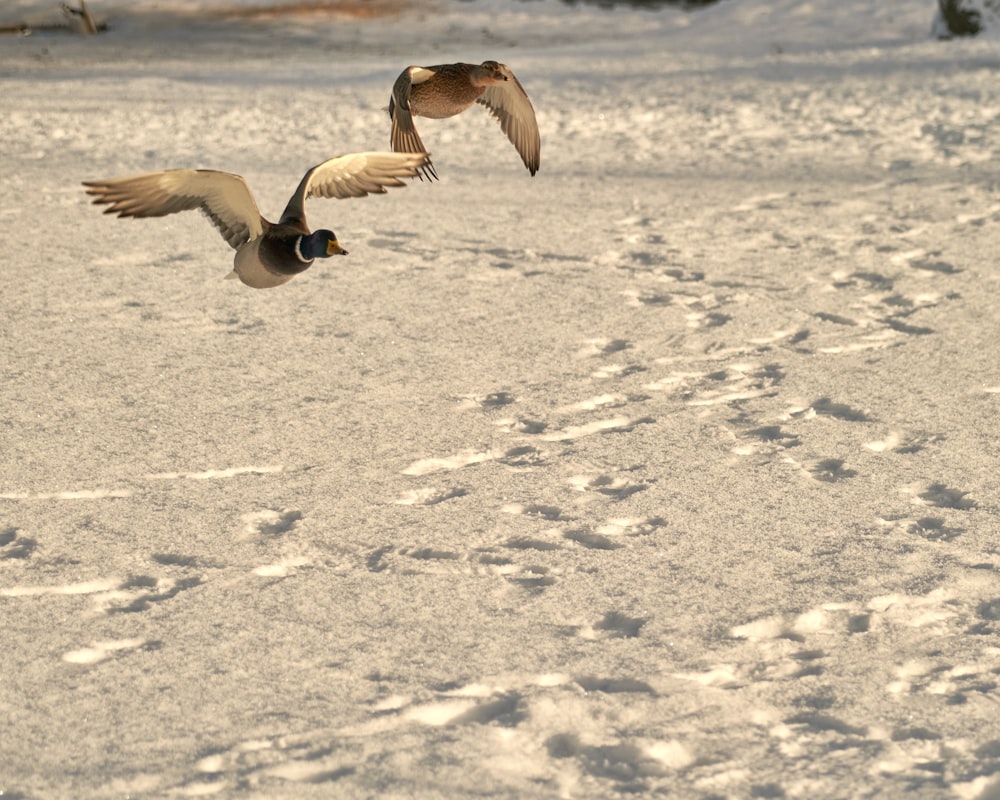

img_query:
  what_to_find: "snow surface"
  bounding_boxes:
[3,0,1000,797]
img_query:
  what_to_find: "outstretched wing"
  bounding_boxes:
[279,151,431,226]
[477,63,540,176]
[389,66,439,181]
[82,169,264,250]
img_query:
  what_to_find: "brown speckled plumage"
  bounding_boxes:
[388,60,540,181]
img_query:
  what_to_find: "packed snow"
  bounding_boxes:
[3,0,1000,797]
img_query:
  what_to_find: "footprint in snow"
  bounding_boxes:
[880,515,964,543]
[645,361,783,409]
[901,482,978,510]
[62,637,160,666]
[809,397,873,422]
[240,508,302,537]
[737,424,802,455]
[808,457,857,483]
[364,544,555,590]
[573,610,648,640]
[567,472,651,500]
[0,527,36,560]
[394,486,468,506]
[401,445,544,476]
[0,574,197,618]
[865,430,946,455]
[456,390,517,410]
[502,503,568,521]
[539,415,654,442]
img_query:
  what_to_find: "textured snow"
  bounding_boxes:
[3,0,1000,797]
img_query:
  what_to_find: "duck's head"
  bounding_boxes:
[303,229,348,259]
[480,60,508,82]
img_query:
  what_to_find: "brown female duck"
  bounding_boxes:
[388,60,539,181]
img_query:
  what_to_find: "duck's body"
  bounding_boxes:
[388,61,539,181]
[230,223,325,288]
[83,151,430,288]
[403,64,487,119]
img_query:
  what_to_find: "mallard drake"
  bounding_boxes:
[388,60,539,181]
[82,151,430,288]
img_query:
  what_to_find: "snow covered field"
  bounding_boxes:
[3,0,1000,797]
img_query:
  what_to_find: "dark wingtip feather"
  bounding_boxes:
[421,162,439,182]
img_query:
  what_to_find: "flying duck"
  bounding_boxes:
[82,151,430,288]
[388,60,539,181]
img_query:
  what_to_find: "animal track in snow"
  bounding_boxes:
[573,676,657,694]
[253,556,311,578]
[147,465,283,480]
[539,415,653,442]
[240,508,302,537]
[567,472,651,500]
[151,552,202,567]
[102,575,203,614]
[748,326,811,347]
[575,610,648,640]
[559,393,633,412]
[394,486,468,506]
[804,268,951,354]
[908,257,960,275]
[707,580,1000,721]
[502,502,662,555]
[685,310,731,329]
[955,203,1000,226]
[402,448,502,476]
[504,533,563,552]
[622,288,677,307]
[826,268,947,340]
[734,425,801,456]
[620,272,708,308]
[808,397,873,422]
[594,516,667,537]
[0,467,285,508]
[170,668,696,796]
[646,361,783,408]
[918,483,978,510]
[880,515,964,543]
[0,487,132,500]
[563,528,622,550]
[508,565,558,590]
[494,416,548,435]
[364,545,556,590]
[398,691,523,728]
[865,430,946,454]
[888,652,1000,703]
[402,446,543,476]
[907,517,964,542]
[731,191,791,212]
[814,328,899,355]
[0,560,202,614]
[545,734,693,785]
[883,315,934,336]
[903,482,978,511]
[180,730,359,794]
[0,527,36,560]
[807,458,857,483]
[62,637,158,665]
[575,337,632,359]
[590,362,648,380]
[0,573,203,615]
[502,503,568,521]
[813,311,859,327]
[456,391,517,410]
[1,577,120,599]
